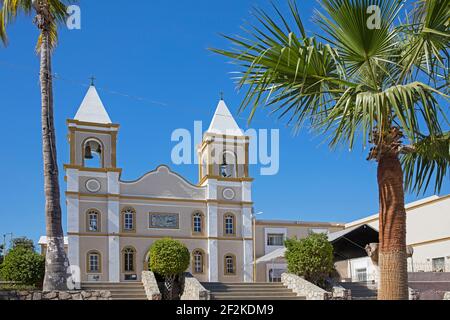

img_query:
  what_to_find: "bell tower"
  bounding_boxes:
[198,98,250,183]
[197,98,254,282]
[67,85,119,169]
[65,85,122,284]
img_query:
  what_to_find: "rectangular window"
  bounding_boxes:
[225,256,235,274]
[194,255,202,273]
[124,213,133,231]
[355,268,367,282]
[88,214,98,232]
[193,214,202,233]
[225,216,234,235]
[124,253,134,272]
[89,254,99,272]
[267,233,284,246]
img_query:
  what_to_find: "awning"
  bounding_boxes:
[328,224,379,262]
[255,247,286,264]
[253,224,378,264]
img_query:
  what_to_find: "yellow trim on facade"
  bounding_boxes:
[120,207,137,233]
[121,246,137,274]
[191,248,206,275]
[409,236,450,247]
[63,165,122,173]
[67,119,120,129]
[347,194,450,228]
[86,250,102,274]
[255,221,344,228]
[67,232,252,241]
[65,191,253,206]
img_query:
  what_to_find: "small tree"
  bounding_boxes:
[285,233,334,288]
[148,238,190,300]
[0,247,45,287]
[11,237,35,251]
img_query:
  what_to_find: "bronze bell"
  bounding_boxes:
[220,154,229,177]
[84,145,93,159]
[96,144,102,154]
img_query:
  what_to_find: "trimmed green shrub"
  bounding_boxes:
[148,238,190,299]
[284,233,334,288]
[0,247,45,287]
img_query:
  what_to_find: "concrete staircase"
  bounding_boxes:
[338,281,378,300]
[81,282,147,300]
[202,282,305,300]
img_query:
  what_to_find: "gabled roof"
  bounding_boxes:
[74,86,112,124]
[206,99,244,136]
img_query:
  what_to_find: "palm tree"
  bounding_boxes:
[212,0,449,300]
[1,0,72,291]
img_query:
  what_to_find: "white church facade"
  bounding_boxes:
[62,85,262,283]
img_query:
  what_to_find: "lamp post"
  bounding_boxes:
[2,233,13,257]
[251,211,263,282]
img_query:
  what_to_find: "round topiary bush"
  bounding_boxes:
[284,233,334,288]
[0,247,45,287]
[148,238,190,299]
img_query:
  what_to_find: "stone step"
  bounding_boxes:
[211,295,305,300]
[111,296,147,300]
[207,288,294,293]
[211,291,297,297]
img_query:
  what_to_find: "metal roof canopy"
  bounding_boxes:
[330,224,379,262]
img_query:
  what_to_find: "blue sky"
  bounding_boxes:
[0,0,448,245]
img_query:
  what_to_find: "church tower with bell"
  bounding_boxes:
[197,97,254,282]
[65,84,122,284]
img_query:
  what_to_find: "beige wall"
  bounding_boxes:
[346,195,450,264]
[254,222,344,258]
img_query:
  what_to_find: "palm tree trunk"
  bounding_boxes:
[377,153,408,300]
[40,27,68,291]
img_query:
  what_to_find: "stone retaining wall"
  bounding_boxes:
[281,273,332,300]
[0,290,111,300]
[142,271,162,300]
[180,273,209,300]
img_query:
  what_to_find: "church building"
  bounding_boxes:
[64,85,266,283]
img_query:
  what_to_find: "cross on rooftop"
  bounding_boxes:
[89,76,96,86]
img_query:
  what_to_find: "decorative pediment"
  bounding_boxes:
[120,165,205,200]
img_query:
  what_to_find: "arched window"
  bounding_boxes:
[192,212,204,234]
[122,208,136,232]
[87,209,100,232]
[220,151,237,178]
[192,249,205,274]
[83,138,103,168]
[87,251,101,273]
[224,254,236,275]
[224,213,235,236]
[122,247,136,273]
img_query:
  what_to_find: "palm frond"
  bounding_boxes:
[402,132,450,194]
[398,0,450,83]
[1,0,72,48]
[315,0,404,89]
[210,1,353,129]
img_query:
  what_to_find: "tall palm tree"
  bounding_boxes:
[212,0,449,299]
[1,0,72,290]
